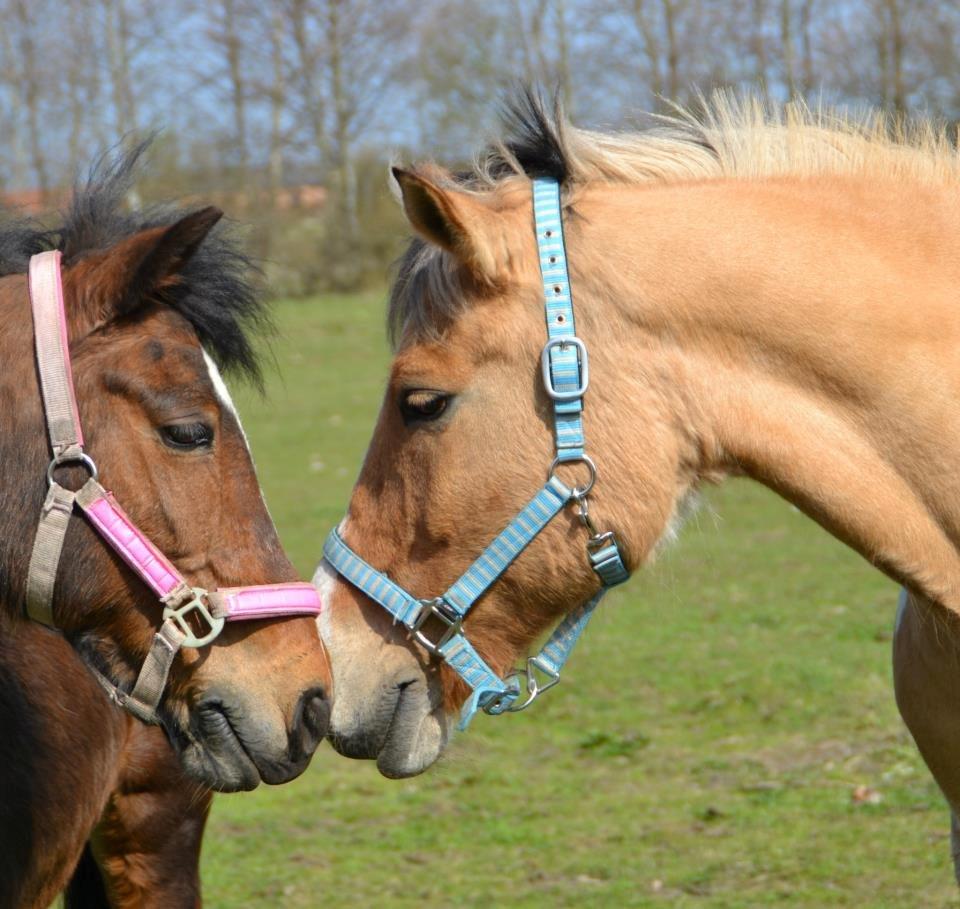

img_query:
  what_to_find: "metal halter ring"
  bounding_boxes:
[547,454,597,499]
[47,450,99,487]
[502,657,561,713]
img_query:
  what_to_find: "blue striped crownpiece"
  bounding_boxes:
[533,177,586,462]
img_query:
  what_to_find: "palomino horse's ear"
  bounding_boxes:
[72,206,223,332]
[392,167,500,281]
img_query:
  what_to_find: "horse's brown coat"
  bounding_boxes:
[1,181,330,902]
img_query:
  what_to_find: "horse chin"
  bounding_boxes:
[375,699,450,779]
[329,673,451,779]
[166,702,265,792]
[161,688,326,792]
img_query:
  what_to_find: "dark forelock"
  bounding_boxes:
[0,142,269,384]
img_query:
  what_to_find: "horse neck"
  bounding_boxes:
[0,273,52,620]
[586,176,960,613]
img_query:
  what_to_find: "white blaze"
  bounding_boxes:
[202,350,248,445]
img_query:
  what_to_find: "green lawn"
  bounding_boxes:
[208,292,959,907]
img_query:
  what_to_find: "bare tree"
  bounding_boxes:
[884,0,907,115]
[268,0,287,192]
[206,0,252,188]
[11,0,49,196]
[102,0,138,139]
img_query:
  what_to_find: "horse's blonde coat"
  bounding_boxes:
[327,94,960,862]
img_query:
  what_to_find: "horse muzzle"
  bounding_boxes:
[172,684,330,792]
[328,671,448,779]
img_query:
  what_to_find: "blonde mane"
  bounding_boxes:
[389,91,960,345]
[480,91,960,191]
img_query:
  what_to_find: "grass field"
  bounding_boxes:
[205,292,960,908]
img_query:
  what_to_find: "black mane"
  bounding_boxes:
[496,86,570,184]
[0,143,268,383]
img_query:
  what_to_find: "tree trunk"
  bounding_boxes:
[781,0,797,99]
[662,0,680,102]
[632,0,664,102]
[268,0,286,196]
[327,0,357,236]
[799,0,814,95]
[555,0,572,111]
[289,0,330,166]
[753,0,769,104]
[13,0,49,197]
[886,0,906,115]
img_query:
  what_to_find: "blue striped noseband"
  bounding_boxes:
[323,177,630,729]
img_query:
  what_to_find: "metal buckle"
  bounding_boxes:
[162,587,225,648]
[540,337,589,401]
[502,656,561,713]
[409,597,462,655]
[47,450,98,488]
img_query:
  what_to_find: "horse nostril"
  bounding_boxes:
[293,686,330,755]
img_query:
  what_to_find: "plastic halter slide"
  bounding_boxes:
[24,249,322,725]
[323,177,630,729]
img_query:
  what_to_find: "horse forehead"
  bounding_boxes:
[391,344,472,385]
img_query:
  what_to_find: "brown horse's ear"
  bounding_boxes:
[71,206,223,333]
[392,167,500,281]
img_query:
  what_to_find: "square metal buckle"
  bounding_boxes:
[541,336,589,402]
[409,597,462,655]
[162,588,225,648]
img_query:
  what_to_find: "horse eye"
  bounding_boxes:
[400,390,450,424]
[160,422,214,450]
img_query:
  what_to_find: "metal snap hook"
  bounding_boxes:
[573,491,600,535]
[501,657,561,713]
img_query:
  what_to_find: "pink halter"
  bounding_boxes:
[25,250,322,724]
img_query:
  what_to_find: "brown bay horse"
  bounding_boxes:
[0,148,330,907]
[316,91,960,877]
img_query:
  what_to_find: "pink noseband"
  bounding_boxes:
[24,250,322,724]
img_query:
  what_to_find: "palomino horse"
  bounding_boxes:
[1,148,330,907]
[316,91,960,873]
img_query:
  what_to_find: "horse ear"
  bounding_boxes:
[392,167,500,281]
[72,206,223,332]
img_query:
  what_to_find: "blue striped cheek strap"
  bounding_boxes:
[323,177,630,729]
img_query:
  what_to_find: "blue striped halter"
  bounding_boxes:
[323,177,630,728]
